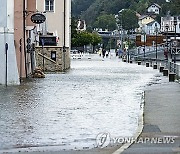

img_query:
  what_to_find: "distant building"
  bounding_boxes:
[142,21,160,35]
[161,16,180,34]
[147,3,161,15]
[77,19,86,31]
[138,15,155,33]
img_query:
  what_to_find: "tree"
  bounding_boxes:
[119,9,139,31]
[71,32,93,49]
[94,14,117,31]
[91,33,102,52]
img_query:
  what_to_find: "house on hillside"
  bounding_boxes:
[137,15,155,33]
[77,19,86,31]
[147,3,161,15]
[142,21,160,35]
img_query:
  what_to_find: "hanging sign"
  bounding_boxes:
[31,13,46,24]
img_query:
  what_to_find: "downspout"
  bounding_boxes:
[23,0,27,78]
[63,0,66,71]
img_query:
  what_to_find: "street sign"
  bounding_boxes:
[31,13,46,24]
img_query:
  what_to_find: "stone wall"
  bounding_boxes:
[35,46,70,72]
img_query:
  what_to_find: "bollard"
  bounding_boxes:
[138,61,141,65]
[146,62,150,67]
[159,66,164,73]
[163,69,168,76]
[130,60,133,63]
[153,64,157,69]
[169,73,176,82]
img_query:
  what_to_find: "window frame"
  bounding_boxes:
[45,0,55,12]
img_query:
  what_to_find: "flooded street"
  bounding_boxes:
[0,54,158,151]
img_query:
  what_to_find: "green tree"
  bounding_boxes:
[71,32,93,49]
[94,14,117,31]
[91,33,102,52]
[119,9,139,31]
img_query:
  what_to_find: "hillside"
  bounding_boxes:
[72,0,180,28]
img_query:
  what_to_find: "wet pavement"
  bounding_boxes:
[0,54,158,152]
[122,77,180,154]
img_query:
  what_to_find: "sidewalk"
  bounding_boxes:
[122,77,180,154]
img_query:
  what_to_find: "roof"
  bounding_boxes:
[148,3,161,9]
[139,15,148,20]
[139,15,154,20]
[146,20,157,26]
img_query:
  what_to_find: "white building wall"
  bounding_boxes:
[36,0,71,48]
[161,16,180,34]
[147,5,160,14]
[0,0,20,85]
[143,22,160,35]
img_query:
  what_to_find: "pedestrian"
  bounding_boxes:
[102,49,106,58]
[106,50,109,58]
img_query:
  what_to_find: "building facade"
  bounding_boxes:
[0,0,71,85]
[138,15,155,33]
[161,16,180,34]
[0,0,20,85]
[143,21,160,35]
[35,0,71,71]
[14,0,37,80]
[147,3,161,15]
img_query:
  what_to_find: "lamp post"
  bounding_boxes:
[165,24,169,60]
[173,17,177,64]
[155,23,158,63]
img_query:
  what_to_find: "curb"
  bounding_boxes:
[112,92,145,154]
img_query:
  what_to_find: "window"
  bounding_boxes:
[45,0,54,12]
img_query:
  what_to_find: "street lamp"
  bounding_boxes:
[165,24,169,60]
[173,16,177,63]
[155,23,158,63]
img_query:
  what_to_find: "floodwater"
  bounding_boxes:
[0,54,158,151]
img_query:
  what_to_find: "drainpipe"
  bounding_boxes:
[23,0,28,78]
[63,0,66,71]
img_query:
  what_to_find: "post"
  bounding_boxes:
[19,39,22,82]
[128,34,130,63]
[144,32,146,62]
[155,23,158,64]
[23,0,27,78]
[41,39,45,72]
[5,43,8,87]
[174,17,177,64]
